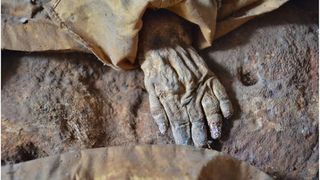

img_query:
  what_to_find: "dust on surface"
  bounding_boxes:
[1,52,173,165]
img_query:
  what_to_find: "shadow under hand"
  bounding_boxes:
[2,50,22,88]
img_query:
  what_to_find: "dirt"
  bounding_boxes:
[1,0,318,179]
[1,51,173,165]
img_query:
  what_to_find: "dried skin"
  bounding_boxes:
[139,10,233,147]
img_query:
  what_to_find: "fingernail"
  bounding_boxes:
[210,126,221,139]
[158,124,167,134]
[221,102,233,119]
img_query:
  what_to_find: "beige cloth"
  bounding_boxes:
[2,18,88,53]
[1,0,288,70]
[1,145,273,180]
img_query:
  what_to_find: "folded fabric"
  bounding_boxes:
[2,0,288,70]
[1,145,273,180]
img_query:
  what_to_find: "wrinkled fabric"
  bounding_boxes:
[214,0,289,39]
[42,0,218,69]
[1,0,88,53]
[1,0,288,69]
[2,18,88,53]
[1,145,273,180]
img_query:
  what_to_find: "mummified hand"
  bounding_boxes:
[139,10,233,147]
[141,46,232,147]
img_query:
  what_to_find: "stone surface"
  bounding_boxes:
[1,1,318,179]
[201,1,319,179]
[2,52,173,163]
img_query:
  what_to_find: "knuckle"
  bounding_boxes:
[202,95,218,110]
